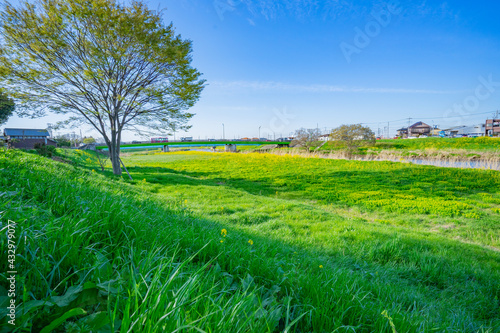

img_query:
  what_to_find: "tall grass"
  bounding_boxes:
[0,149,499,332]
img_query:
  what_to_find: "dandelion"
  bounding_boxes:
[184,199,188,204]
[248,239,253,245]
[221,229,227,237]
[92,169,95,172]
[319,265,323,268]
[220,240,224,243]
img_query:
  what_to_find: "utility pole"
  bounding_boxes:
[387,122,390,139]
[259,126,261,139]
[222,123,225,140]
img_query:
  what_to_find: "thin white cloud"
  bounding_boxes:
[211,80,465,94]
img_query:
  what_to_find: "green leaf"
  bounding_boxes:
[51,285,83,307]
[15,299,55,317]
[78,311,110,330]
[40,307,87,333]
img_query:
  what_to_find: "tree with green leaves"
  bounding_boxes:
[0,89,14,125]
[329,124,375,148]
[0,0,205,175]
[83,137,96,144]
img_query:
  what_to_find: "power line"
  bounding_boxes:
[360,110,497,125]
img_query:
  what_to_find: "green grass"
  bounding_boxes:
[1,149,499,332]
[320,137,500,152]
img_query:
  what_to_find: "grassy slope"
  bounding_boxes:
[320,137,500,153]
[1,149,499,332]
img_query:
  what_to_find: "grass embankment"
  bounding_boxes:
[1,149,499,332]
[317,137,500,161]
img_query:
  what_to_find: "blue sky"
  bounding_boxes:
[5,0,500,140]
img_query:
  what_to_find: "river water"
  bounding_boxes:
[318,155,500,171]
[401,158,500,171]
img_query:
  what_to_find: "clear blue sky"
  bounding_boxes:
[5,0,500,140]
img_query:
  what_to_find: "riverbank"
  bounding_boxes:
[265,148,500,171]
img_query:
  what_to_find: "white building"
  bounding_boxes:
[456,124,486,137]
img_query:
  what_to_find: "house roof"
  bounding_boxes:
[4,128,50,137]
[408,121,431,128]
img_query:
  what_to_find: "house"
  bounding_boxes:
[485,119,500,136]
[396,122,432,138]
[319,134,331,142]
[396,127,408,138]
[3,128,57,149]
[407,122,432,137]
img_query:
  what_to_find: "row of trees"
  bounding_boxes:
[292,124,376,149]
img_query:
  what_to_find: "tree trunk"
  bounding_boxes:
[108,131,122,176]
[110,148,122,175]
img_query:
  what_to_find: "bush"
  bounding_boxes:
[34,143,56,157]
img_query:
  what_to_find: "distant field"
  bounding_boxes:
[2,149,499,332]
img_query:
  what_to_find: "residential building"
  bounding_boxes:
[396,122,432,138]
[408,122,432,137]
[319,134,331,142]
[396,127,408,138]
[485,119,500,136]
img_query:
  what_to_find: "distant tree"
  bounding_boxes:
[83,137,96,144]
[0,0,204,175]
[0,89,14,125]
[291,128,321,150]
[54,136,71,148]
[330,124,375,148]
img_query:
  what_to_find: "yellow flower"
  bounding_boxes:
[184,199,188,204]
[143,178,146,182]
[319,265,323,268]
[221,229,227,237]
[92,169,95,172]
[248,239,254,245]
[220,240,224,243]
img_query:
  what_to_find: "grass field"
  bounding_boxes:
[1,148,499,332]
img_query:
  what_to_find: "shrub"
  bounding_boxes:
[34,143,56,157]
